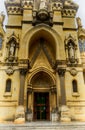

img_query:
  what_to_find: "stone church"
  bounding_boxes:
[0,0,85,123]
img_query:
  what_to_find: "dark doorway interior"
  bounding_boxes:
[33,92,50,121]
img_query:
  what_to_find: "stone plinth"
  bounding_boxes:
[14,106,25,124]
[60,105,71,122]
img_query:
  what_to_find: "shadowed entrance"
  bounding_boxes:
[33,92,50,120]
[27,71,56,121]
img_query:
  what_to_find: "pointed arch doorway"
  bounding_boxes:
[27,71,57,121]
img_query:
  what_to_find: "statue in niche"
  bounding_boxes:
[39,0,48,10]
[68,42,75,59]
[9,40,16,57]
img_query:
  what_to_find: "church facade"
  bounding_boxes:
[0,0,85,122]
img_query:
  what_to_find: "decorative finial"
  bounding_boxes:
[0,12,5,26]
[76,17,82,28]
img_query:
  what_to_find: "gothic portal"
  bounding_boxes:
[0,0,85,122]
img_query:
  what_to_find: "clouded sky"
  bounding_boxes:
[0,0,85,28]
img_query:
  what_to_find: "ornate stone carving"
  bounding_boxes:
[32,0,53,26]
[65,34,78,64]
[5,0,22,14]
[70,68,77,76]
[76,17,82,28]
[51,86,56,93]
[6,32,19,62]
[7,6,22,14]
[27,86,33,93]
[76,17,85,39]
[6,67,14,75]
[0,12,5,36]
[0,12,5,26]
[22,0,33,8]
[62,9,76,17]
[64,0,78,10]
[58,68,66,77]
[20,68,28,75]
[62,0,78,17]
[53,1,63,11]
[19,59,30,65]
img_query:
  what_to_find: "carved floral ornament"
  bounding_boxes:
[70,68,78,76]
[6,67,14,76]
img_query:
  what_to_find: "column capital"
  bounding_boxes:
[20,68,28,75]
[58,68,66,77]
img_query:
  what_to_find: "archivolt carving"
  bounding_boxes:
[27,67,56,86]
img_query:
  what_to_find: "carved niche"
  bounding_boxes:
[32,0,53,26]
[6,32,19,62]
[65,34,78,64]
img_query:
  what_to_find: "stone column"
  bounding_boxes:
[26,86,33,122]
[58,68,71,122]
[19,69,27,105]
[51,86,59,122]
[14,69,27,124]
[51,86,57,109]
[58,68,66,105]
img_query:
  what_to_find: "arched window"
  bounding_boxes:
[0,35,3,49]
[5,79,11,92]
[79,39,85,53]
[72,80,78,93]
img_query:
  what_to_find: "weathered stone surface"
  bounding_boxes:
[60,105,71,122]
[14,106,25,124]
[0,0,85,123]
[0,122,85,130]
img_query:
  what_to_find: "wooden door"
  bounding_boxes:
[33,92,50,120]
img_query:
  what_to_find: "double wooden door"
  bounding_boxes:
[33,92,50,120]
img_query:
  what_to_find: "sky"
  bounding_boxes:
[0,0,85,28]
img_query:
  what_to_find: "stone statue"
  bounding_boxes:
[9,41,15,56]
[39,0,48,10]
[0,12,5,25]
[76,17,82,28]
[68,42,74,59]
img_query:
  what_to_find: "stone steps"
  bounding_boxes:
[0,122,85,130]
